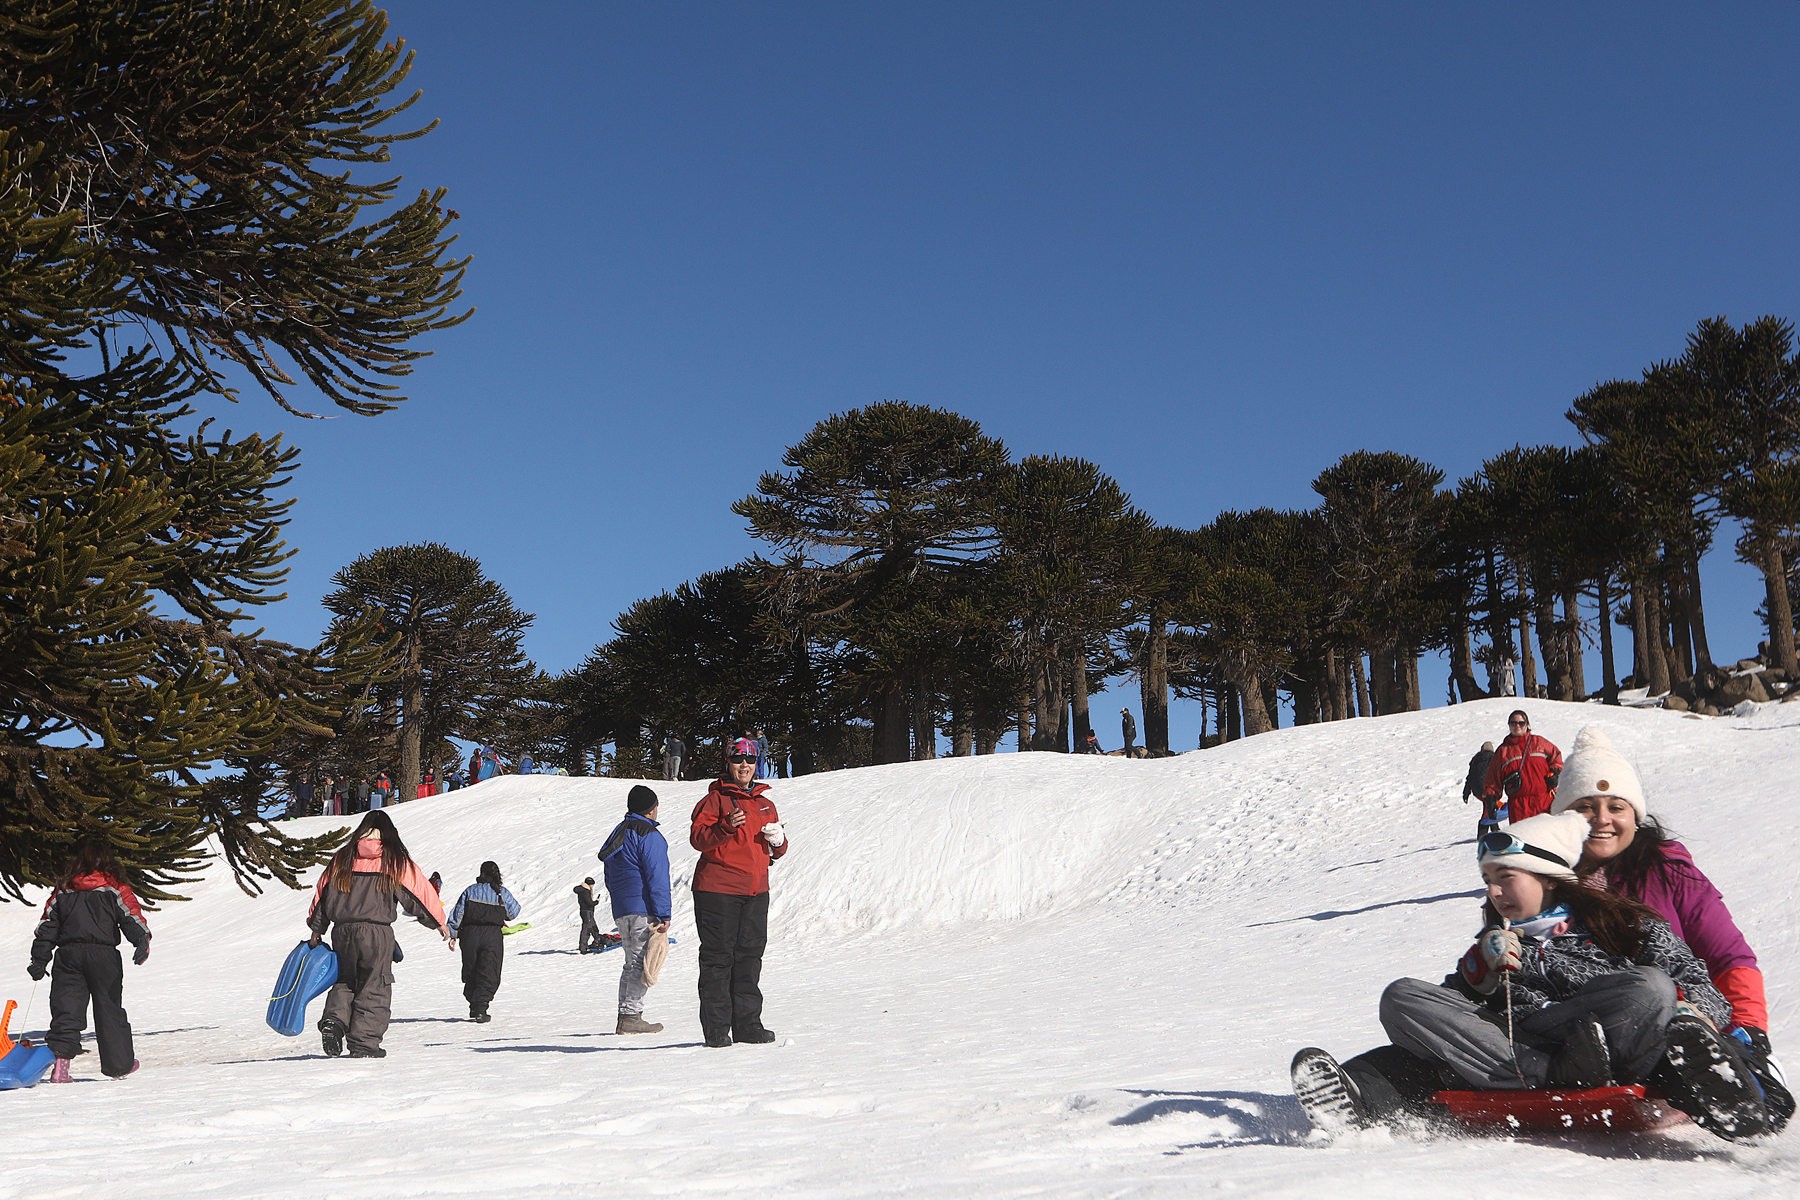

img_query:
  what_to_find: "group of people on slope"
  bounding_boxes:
[1461,708,1564,833]
[1297,720,1791,1141]
[663,728,777,784]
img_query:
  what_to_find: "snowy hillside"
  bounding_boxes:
[2,697,1797,1198]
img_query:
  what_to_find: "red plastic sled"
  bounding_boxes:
[1432,1084,1690,1134]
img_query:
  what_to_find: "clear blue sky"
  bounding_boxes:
[226,3,1800,750]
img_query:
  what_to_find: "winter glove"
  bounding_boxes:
[1544,769,1560,790]
[1458,927,1521,995]
[762,821,786,848]
[26,962,46,981]
[1733,1027,1773,1058]
[132,944,149,966]
[392,941,404,964]
[308,932,323,948]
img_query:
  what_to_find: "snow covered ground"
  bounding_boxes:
[2,697,1796,1198]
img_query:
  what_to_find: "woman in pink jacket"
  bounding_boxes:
[1552,726,1791,1130]
[306,811,449,1058]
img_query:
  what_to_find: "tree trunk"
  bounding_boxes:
[1680,544,1715,674]
[1144,612,1169,754]
[873,681,909,764]
[1629,581,1647,689]
[1643,585,1672,696]
[1483,548,1513,696]
[789,636,815,775]
[1761,541,1799,676]
[1072,648,1092,746]
[1261,678,1280,730]
[1596,577,1619,705]
[1352,650,1370,718]
[1534,587,1572,702]
[1235,672,1273,736]
[1403,644,1421,711]
[1226,683,1242,740]
[1016,699,1030,752]
[1663,572,1692,683]
[1291,660,1316,726]
[1561,587,1586,700]
[398,633,422,806]
[1518,610,1537,698]
[1450,615,1485,702]
[911,672,936,760]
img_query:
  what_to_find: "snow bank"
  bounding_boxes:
[1,697,1794,1197]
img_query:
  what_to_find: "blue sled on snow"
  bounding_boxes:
[0,999,54,1090]
[266,941,339,1037]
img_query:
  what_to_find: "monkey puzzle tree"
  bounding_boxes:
[0,1,467,900]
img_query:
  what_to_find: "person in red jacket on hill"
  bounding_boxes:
[690,737,789,1048]
[1480,709,1564,823]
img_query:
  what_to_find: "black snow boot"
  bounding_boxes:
[1549,1018,1612,1090]
[348,1046,387,1059]
[733,1025,775,1044]
[1292,1047,1369,1133]
[318,1016,346,1058]
[1655,1016,1769,1141]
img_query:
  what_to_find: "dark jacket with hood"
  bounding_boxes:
[31,871,152,968]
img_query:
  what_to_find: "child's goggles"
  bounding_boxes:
[1476,830,1572,870]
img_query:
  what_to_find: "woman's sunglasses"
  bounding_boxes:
[726,753,756,764]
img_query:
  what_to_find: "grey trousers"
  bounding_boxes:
[322,922,396,1054]
[663,756,682,781]
[1379,968,1677,1089]
[616,913,654,1015]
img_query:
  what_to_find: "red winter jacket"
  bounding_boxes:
[1480,732,1564,821]
[690,779,786,895]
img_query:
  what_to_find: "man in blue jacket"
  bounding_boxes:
[599,784,672,1035]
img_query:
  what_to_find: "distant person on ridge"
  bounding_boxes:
[754,728,772,779]
[1463,741,1498,834]
[1120,708,1137,757]
[662,733,684,782]
[690,737,788,1047]
[1480,710,1563,823]
[599,785,672,1034]
[1080,731,1103,754]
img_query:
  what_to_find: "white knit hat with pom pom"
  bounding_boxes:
[1549,726,1646,823]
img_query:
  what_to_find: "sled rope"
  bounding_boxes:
[1501,918,1527,1087]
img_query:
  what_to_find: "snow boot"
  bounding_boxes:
[1655,1016,1769,1141]
[347,1046,386,1059]
[1291,1047,1369,1133]
[616,1013,663,1035]
[1549,1018,1612,1090]
[733,1025,776,1044]
[318,1016,346,1058]
[48,1057,71,1084]
[704,1032,733,1048]
[107,1060,140,1080]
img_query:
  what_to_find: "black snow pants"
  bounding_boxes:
[46,944,134,1076]
[460,924,505,1015]
[693,889,770,1040]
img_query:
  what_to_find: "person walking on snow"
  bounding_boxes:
[662,733,684,782]
[306,811,450,1058]
[448,861,521,1023]
[600,785,672,1034]
[573,876,602,953]
[1120,707,1136,756]
[1480,709,1563,823]
[29,838,151,1082]
[690,737,788,1047]
[1463,741,1498,834]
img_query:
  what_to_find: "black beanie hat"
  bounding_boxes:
[627,784,659,814]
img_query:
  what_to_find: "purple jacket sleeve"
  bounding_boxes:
[1636,842,1758,978]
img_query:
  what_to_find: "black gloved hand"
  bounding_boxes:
[1544,769,1560,789]
[132,944,149,965]
[26,962,46,981]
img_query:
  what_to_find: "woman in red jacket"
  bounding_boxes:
[690,738,789,1048]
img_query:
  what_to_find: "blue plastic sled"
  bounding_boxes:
[0,1043,55,1090]
[266,941,339,1037]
